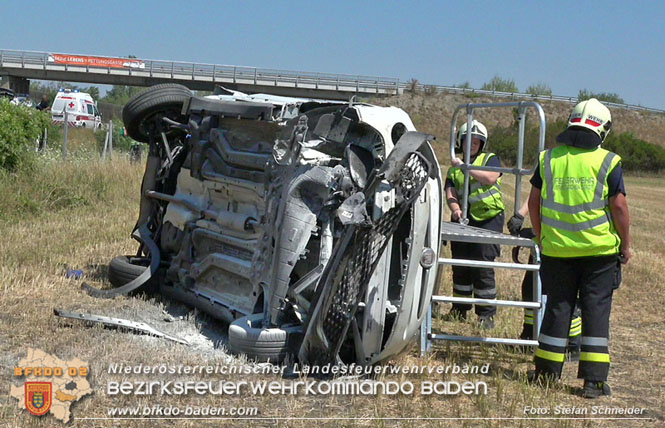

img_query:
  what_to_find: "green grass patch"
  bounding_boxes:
[0,156,142,222]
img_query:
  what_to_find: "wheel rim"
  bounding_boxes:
[136,106,186,142]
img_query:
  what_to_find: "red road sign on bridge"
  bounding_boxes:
[48,53,144,69]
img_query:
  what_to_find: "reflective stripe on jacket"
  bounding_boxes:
[539,145,621,257]
[448,152,505,221]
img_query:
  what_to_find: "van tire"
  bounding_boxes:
[108,255,152,289]
[228,314,300,363]
[122,84,192,143]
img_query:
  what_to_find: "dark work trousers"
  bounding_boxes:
[534,254,619,381]
[450,212,504,317]
[520,258,582,351]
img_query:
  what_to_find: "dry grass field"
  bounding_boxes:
[0,133,663,427]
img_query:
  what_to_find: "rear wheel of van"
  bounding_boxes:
[122,84,192,143]
[228,314,301,363]
[108,255,156,293]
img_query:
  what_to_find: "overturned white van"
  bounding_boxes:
[88,84,443,367]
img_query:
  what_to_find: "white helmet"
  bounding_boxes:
[567,98,612,142]
[457,120,488,151]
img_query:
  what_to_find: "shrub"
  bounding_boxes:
[488,120,665,173]
[603,132,665,172]
[423,85,438,96]
[490,119,567,166]
[481,76,519,93]
[526,83,552,96]
[406,78,420,93]
[102,85,145,105]
[578,89,624,104]
[0,99,56,171]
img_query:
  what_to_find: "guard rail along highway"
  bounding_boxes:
[411,83,665,114]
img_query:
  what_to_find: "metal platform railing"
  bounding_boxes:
[421,223,541,353]
[421,101,547,353]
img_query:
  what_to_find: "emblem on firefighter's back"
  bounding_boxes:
[24,382,52,416]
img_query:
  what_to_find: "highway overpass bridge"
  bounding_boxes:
[0,49,402,101]
[3,49,662,114]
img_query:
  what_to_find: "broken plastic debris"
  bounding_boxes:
[65,269,84,280]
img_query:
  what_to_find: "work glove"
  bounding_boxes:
[511,228,536,263]
[507,213,524,235]
[451,157,464,167]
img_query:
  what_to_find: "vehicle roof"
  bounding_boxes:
[54,91,94,99]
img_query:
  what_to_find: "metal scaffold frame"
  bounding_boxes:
[421,101,547,354]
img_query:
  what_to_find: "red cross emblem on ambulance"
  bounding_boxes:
[69,102,75,109]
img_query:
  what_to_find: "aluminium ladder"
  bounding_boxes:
[421,101,546,354]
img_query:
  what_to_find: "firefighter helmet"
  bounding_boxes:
[457,120,488,151]
[567,98,612,142]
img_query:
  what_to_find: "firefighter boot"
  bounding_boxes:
[581,380,612,398]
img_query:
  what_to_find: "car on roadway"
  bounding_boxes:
[1,88,15,101]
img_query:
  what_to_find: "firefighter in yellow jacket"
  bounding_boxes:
[445,120,505,329]
[528,99,631,398]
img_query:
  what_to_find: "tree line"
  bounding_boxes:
[30,81,145,106]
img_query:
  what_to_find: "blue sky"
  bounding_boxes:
[1,1,663,108]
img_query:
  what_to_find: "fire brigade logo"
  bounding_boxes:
[24,382,52,416]
[11,348,92,422]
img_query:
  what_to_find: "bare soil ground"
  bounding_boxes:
[1,150,663,426]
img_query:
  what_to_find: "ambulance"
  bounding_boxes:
[51,89,102,129]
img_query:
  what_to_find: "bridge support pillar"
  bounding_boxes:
[0,75,30,94]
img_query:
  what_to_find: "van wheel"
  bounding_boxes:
[122,84,192,143]
[108,255,155,292]
[228,314,301,363]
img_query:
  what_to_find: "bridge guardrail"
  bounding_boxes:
[409,83,665,114]
[0,49,400,94]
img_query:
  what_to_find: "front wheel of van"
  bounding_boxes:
[122,84,192,143]
[228,314,301,363]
